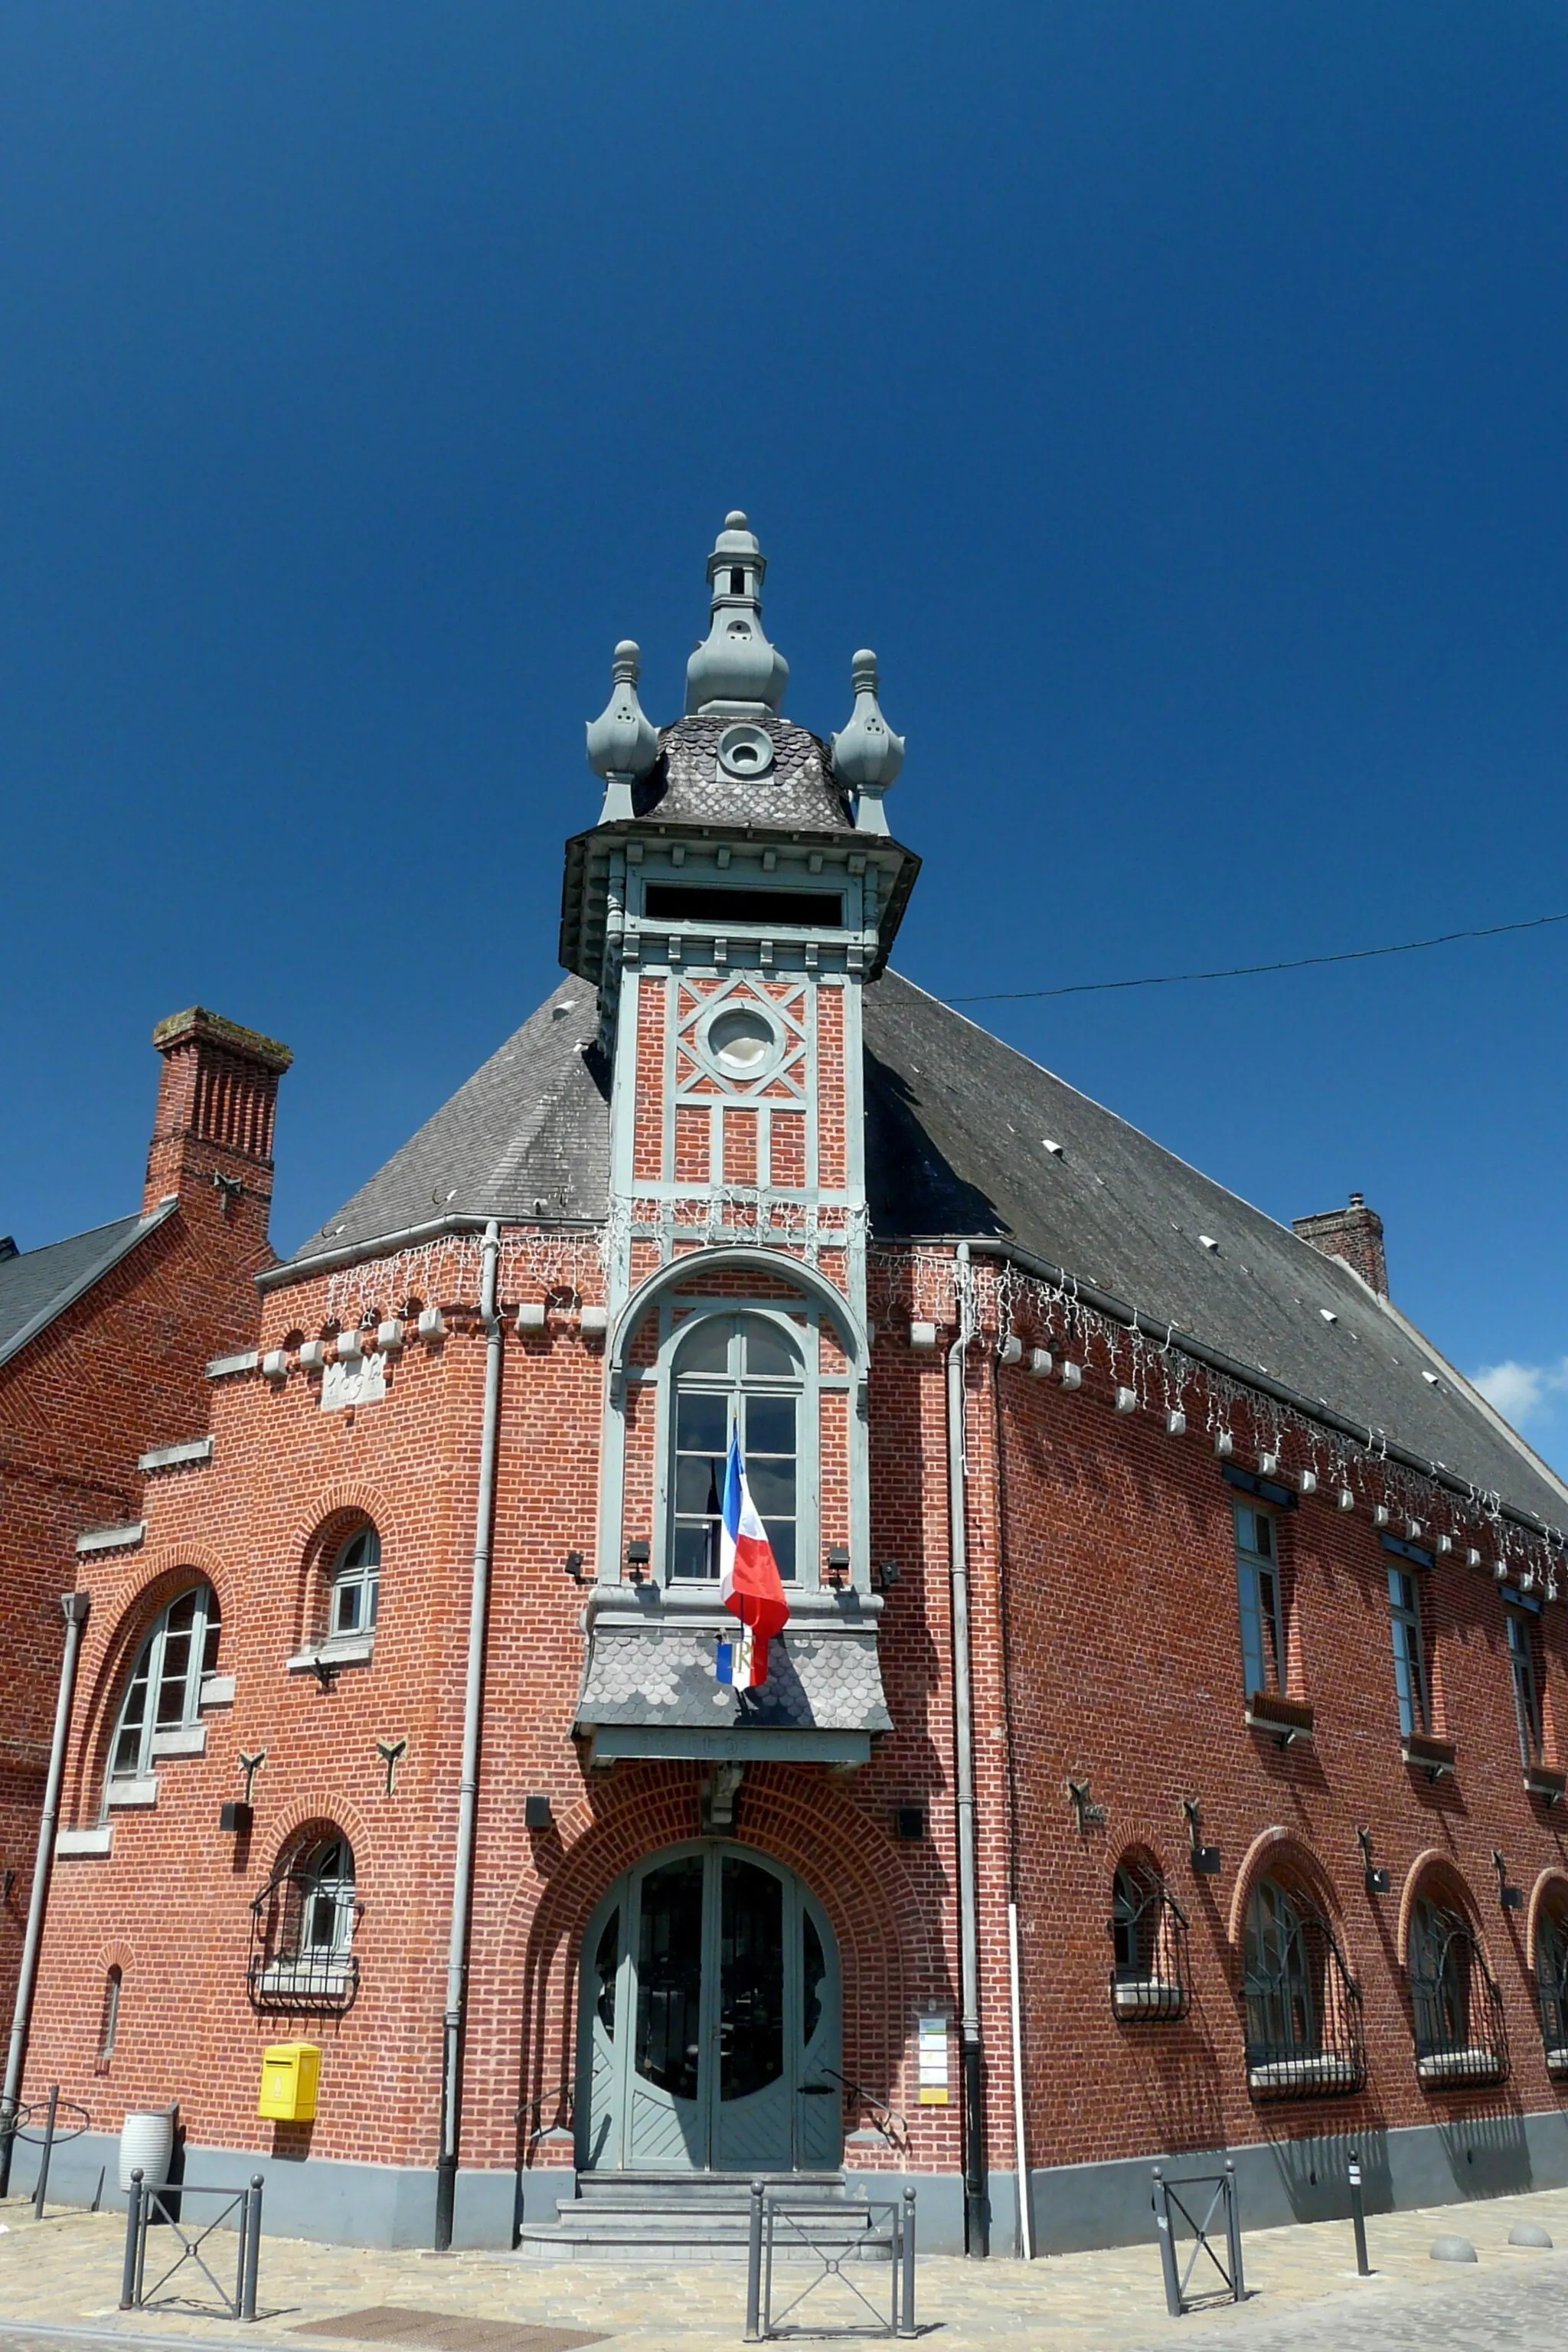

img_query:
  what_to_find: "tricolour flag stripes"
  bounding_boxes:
[716,1430,790,1688]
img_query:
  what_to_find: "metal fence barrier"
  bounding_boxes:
[0,2085,91,2221]
[120,2165,265,2322]
[1152,2162,1245,2317]
[744,2180,916,2342]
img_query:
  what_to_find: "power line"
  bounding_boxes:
[948,910,1568,1006]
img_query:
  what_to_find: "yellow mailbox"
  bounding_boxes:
[258,2042,321,2122]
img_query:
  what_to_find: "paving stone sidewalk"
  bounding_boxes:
[3,2186,1568,2350]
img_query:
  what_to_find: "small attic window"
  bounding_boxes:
[1320,1309,1338,1325]
[1040,1138,1063,1157]
[1198,1235,1219,1253]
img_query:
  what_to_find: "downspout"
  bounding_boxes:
[0,1589,90,2198]
[435,1219,503,2252]
[991,1365,1032,2261]
[946,1243,987,2255]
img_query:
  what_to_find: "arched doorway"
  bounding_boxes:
[577,1841,841,2174]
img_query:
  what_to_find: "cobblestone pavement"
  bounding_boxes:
[3,2187,1568,2350]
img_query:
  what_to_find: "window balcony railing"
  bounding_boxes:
[1109,1868,1191,2024]
[1410,1925,1509,2088]
[1540,1979,1568,2079]
[1244,1906,1367,2101]
[247,1871,363,2015]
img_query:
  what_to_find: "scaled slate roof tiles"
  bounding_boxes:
[0,1213,152,1367]
[293,964,1566,1528]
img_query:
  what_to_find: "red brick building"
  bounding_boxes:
[7,518,1568,2256]
[0,1010,289,2051]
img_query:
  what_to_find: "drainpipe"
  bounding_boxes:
[0,1589,90,2199]
[435,1220,503,2252]
[946,1244,987,2255]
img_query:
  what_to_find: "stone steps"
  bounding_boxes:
[515,2172,887,2264]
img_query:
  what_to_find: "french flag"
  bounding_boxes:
[716,1431,790,1689]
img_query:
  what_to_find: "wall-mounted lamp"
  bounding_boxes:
[563,1550,588,1584]
[310,1655,340,1693]
[626,1540,651,1583]
[1067,1778,1106,1834]
[1493,1849,1525,1910]
[874,1561,900,1592]
[1357,1827,1390,1896]
[524,1794,553,1831]
[1182,1796,1221,1876]
[825,1547,850,1588]
[219,1802,254,1834]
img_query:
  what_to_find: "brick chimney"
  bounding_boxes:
[1292,1191,1388,1298]
[143,1008,292,1263]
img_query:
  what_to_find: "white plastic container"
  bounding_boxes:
[119,2107,177,2194]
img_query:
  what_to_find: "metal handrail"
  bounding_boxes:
[516,2079,576,2141]
[818,2066,909,2148]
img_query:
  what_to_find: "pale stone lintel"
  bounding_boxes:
[206,1351,260,1380]
[55,1825,113,1858]
[149,1722,207,1759]
[200,1672,237,1709]
[138,1435,214,1473]
[75,1522,145,1556]
[286,1635,375,1674]
[106,1775,159,1809]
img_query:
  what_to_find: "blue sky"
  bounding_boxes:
[4,4,1568,1469]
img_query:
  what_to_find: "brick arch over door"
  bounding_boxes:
[69,1545,233,1824]
[495,1766,936,2170]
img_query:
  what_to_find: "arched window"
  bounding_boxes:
[328,1527,381,1638]
[96,1965,122,2070]
[1109,1857,1188,2020]
[107,1584,220,1788]
[1243,1875,1364,2099]
[249,1831,361,2012]
[669,1313,805,1582]
[1537,1895,1568,2076]
[1410,1891,1508,2085]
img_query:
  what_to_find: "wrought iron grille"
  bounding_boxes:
[1243,1887,1366,2099]
[247,1867,363,2014]
[1410,1909,1508,2086]
[1539,1922,1568,2076]
[1108,1862,1190,2022]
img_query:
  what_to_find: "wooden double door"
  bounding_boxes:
[577,1841,841,2174]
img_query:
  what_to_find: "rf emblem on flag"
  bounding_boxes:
[716,1430,790,1689]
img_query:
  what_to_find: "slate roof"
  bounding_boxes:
[290,969,1566,1528]
[577,1608,892,1738]
[631,714,854,833]
[0,1208,170,1373]
[293,984,610,1256]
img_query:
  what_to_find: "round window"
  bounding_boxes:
[717,723,776,780]
[706,1007,777,1075]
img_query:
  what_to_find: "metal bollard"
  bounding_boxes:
[241,2175,264,2321]
[1348,2148,1370,2277]
[32,2082,60,2222]
[120,2170,144,2310]
[1223,2161,1244,2302]
[898,2187,917,2338]
[744,2177,765,2342]
[1152,2168,1181,2318]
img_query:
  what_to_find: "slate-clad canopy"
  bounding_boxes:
[292,970,1566,1530]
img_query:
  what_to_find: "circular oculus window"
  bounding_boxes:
[717,723,775,780]
[704,1006,778,1076]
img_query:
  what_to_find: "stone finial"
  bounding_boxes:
[586,640,661,823]
[831,650,905,835]
[684,512,789,717]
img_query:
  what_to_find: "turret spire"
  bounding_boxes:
[684,511,789,717]
[831,650,905,835]
[586,639,662,822]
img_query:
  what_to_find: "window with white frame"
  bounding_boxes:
[1234,1504,1285,1702]
[668,1312,804,1582]
[1388,1565,1431,1739]
[1507,1606,1544,1767]
[328,1526,381,1638]
[107,1584,220,1788]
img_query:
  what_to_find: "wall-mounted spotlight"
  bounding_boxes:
[626,1540,651,1583]
[563,1550,588,1583]
[825,1547,850,1588]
